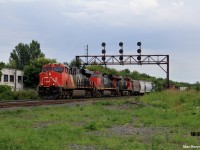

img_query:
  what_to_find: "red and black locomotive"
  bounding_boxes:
[38,63,153,99]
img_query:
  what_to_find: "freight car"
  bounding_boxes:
[38,63,153,99]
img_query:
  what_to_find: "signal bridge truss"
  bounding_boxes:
[75,54,169,88]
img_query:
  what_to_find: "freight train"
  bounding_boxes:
[38,63,153,99]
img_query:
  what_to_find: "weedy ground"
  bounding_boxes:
[0,90,199,150]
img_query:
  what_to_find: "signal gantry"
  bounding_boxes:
[75,42,169,88]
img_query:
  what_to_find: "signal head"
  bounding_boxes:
[119,56,123,61]
[119,42,123,47]
[102,49,106,54]
[101,42,106,47]
[137,49,141,53]
[137,56,141,61]
[137,42,141,46]
[102,56,106,61]
[119,49,123,54]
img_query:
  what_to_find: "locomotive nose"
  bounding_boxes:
[42,77,51,86]
[41,72,52,86]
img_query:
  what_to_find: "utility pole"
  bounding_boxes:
[14,69,17,91]
[85,45,88,65]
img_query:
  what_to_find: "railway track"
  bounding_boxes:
[0,99,85,109]
[0,97,131,109]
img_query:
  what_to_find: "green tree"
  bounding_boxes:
[108,68,119,76]
[5,59,16,69]
[86,65,103,72]
[9,40,45,70]
[130,71,140,80]
[194,81,200,91]
[29,40,45,59]
[63,62,69,66]
[69,58,82,68]
[86,65,119,75]
[119,69,131,77]
[23,57,56,88]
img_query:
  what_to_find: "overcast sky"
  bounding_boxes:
[0,0,200,83]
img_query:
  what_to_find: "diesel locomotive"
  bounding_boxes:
[38,63,153,99]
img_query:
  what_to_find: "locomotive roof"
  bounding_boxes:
[109,75,121,80]
[93,71,102,74]
[81,69,94,75]
[124,76,132,80]
[43,63,67,67]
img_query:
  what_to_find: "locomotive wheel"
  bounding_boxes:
[53,94,60,100]
[85,90,92,98]
[98,92,102,98]
[93,90,102,98]
[98,91,103,98]
[40,95,54,100]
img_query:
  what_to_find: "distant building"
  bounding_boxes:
[0,68,24,91]
[179,87,188,91]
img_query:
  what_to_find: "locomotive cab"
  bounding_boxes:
[38,63,67,99]
[39,63,65,87]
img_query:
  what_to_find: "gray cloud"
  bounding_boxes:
[0,0,200,83]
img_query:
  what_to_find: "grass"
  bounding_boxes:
[0,90,200,149]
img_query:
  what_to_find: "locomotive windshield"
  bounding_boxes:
[53,67,64,73]
[42,67,52,72]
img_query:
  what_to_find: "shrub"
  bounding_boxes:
[0,85,12,94]
[84,121,102,131]
[13,90,39,100]
[0,85,39,100]
[194,82,200,92]
[0,85,14,100]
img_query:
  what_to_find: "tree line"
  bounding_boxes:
[0,40,197,90]
[0,40,56,88]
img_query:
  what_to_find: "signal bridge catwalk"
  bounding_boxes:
[76,54,168,66]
